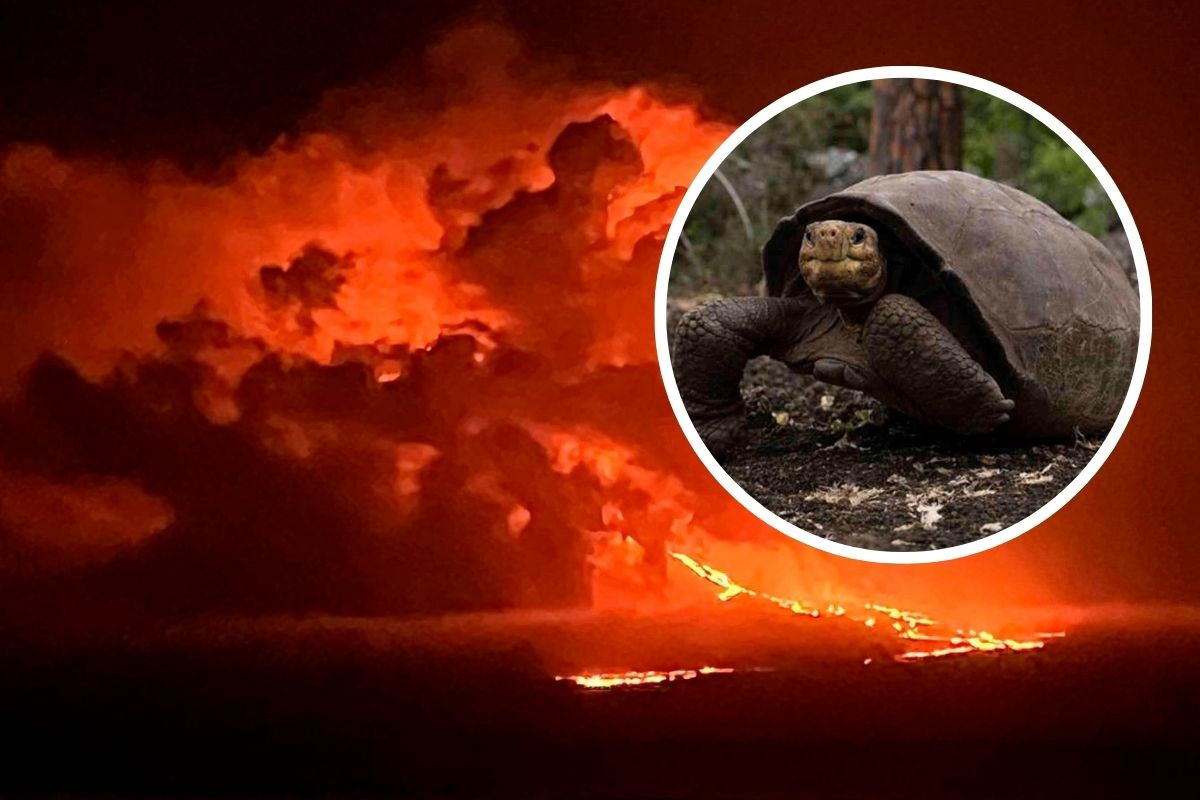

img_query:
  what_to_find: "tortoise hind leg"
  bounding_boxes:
[863,294,1014,434]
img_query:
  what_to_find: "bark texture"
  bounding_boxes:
[868,79,963,175]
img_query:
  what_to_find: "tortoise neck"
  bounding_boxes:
[837,305,870,331]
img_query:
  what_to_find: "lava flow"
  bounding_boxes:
[669,552,1059,661]
[557,553,1062,689]
[556,666,737,689]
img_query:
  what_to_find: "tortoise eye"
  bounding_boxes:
[804,230,814,243]
[852,228,865,244]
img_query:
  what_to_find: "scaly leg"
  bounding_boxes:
[862,294,1014,434]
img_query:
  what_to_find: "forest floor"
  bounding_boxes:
[716,357,1099,552]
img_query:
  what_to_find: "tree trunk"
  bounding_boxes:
[868,79,963,175]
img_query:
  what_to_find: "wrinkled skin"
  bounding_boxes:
[672,220,1013,458]
[799,220,887,307]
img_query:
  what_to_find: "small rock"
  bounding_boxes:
[979,521,1005,534]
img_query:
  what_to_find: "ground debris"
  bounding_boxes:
[905,489,946,529]
[804,483,882,507]
[722,356,1096,551]
[1017,463,1057,485]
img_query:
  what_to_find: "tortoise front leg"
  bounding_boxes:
[863,294,1014,434]
[672,296,811,458]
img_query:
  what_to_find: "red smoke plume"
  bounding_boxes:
[0,23,761,615]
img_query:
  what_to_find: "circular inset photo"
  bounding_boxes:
[657,68,1150,562]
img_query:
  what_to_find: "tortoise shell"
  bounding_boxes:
[762,170,1140,436]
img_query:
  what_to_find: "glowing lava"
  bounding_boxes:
[557,555,1064,689]
[556,666,736,690]
[670,552,1061,662]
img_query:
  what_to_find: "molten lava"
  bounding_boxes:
[556,666,737,690]
[557,553,1062,690]
[670,552,1060,662]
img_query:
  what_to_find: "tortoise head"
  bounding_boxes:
[798,220,886,306]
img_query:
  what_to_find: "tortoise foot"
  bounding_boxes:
[692,412,745,460]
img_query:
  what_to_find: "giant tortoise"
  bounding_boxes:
[673,170,1140,457]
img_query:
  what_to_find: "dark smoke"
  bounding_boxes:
[0,116,708,617]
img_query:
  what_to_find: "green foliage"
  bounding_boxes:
[962,90,1114,237]
[673,82,1117,298]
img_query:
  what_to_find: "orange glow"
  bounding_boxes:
[0,42,729,390]
[670,552,1060,662]
[0,24,735,607]
[557,551,1065,692]
[556,666,737,690]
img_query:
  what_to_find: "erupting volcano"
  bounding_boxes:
[5,23,1048,625]
[1,9,1197,797]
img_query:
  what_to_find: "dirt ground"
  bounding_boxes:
[717,357,1100,552]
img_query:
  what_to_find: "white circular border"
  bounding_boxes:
[655,66,1153,564]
